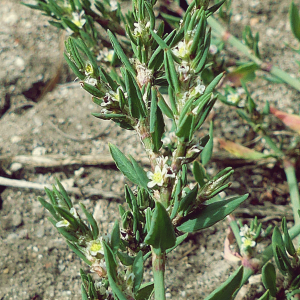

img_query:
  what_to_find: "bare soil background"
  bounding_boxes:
[0,0,300,299]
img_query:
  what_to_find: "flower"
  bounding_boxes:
[133,21,150,37]
[84,77,98,86]
[227,93,239,104]
[87,238,104,256]
[110,0,118,11]
[241,237,256,250]
[172,41,190,59]
[97,48,115,62]
[71,11,86,28]
[147,165,166,188]
[190,78,206,97]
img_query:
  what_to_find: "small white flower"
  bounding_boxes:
[177,61,190,75]
[97,48,115,62]
[87,238,104,256]
[56,219,70,228]
[147,165,167,188]
[71,11,86,28]
[241,237,256,249]
[191,78,205,97]
[172,41,190,59]
[227,93,239,104]
[133,22,143,36]
[239,224,250,237]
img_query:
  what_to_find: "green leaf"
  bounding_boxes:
[79,203,99,240]
[205,72,224,94]
[108,30,136,76]
[190,10,206,55]
[158,93,174,119]
[282,217,296,256]
[117,251,135,266]
[133,251,144,293]
[80,82,105,98]
[135,282,154,300]
[125,69,146,119]
[109,144,149,188]
[54,206,80,230]
[204,266,243,300]
[176,114,194,141]
[201,121,213,166]
[257,290,270,300]
[272,226,290,275]
[81,284,88,300]
[103,242,127,300]
[165,50,180,93]
[177,194,248,232]
[290,2,300,42]
[38,197,60,221]
[55,178,72,209]
[144,202,176,252]
[193,161,206,187]
[129,156,150,190]
[111,220,120,254]
[66,241,92,265]
[178,185,198,215]
[262,262,277,297]
[150,29,170,51]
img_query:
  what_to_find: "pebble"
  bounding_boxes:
[35,226,45,238]
[10,136,21,143]
[74,167,85,177]
[10,162,23,172]
[3,268,9,274]
[12,211,23,227]
[15,57,25,71]
[33,246,39,252]
[32,146,46,156]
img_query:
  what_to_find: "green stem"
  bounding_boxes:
[207,17,300,93]
[152,248,166,300]
[229,218,242,249]
[284,160,300,226]
[239,223,300,290]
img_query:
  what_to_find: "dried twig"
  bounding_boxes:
[0,176,122,200]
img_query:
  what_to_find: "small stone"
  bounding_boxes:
[231,181,241,189]
[33,246,39,252]
[74,167,85,177]
[166,293,171,298]
[3,268,9,274]
[61,178,74,189]
[11,136,21,143]
[10,162,23,172]
[32,147,46,156]
[36,226,45,238]
[180,291,187,297]
[15,57,25,71]
[58,264,66,272]
[12,211,23,227]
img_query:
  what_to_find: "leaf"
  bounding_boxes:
[80,82,105,98]
[201,121,213,166]
[117,251,135,266]
[144,202,176,252]
[166,233,188,254]
[204,266,243,300]
[262,262,277,297]
[177,194,248,232]
[79,203,99,240]
[66,241,92,265]
[270,106,300,134]
[178,185,198,215]
[125,69,146,119]
[225,63,258,87]
[54,206,80,230]
[38,197,60,221]
[103,242,127,300]
[109,144,149,188]
[218,138,270,160]
[111,220,120,254]
[257,290,270,300]
[193,161,206,187]
[282,217,296,256]
[133,251,144,293]
[129,156,150,190]
[107,30,136,76]
[81,284,88,300]
[55,178,72,209]
[135,282,154,300]
[290,2,300,42]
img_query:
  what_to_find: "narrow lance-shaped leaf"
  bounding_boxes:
[107,30,136,76]
[262,262,277,297]
[144,202,176,252]
[201,121,213,166]
[177,194,248,232]
[290,2,300,42]
[132,251,144,293]
[282,217,296,256]
[79,203,99,240]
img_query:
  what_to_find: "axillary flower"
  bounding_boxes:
[172,40,190,59]
[147,157,174,188]
[71,11,86,29]
[87,238,104,256]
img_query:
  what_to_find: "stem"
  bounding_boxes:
[152,248,166,300]
[207,17,300,93]
[284,159,300,226]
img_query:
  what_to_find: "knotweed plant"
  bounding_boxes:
[24,0,300,299]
